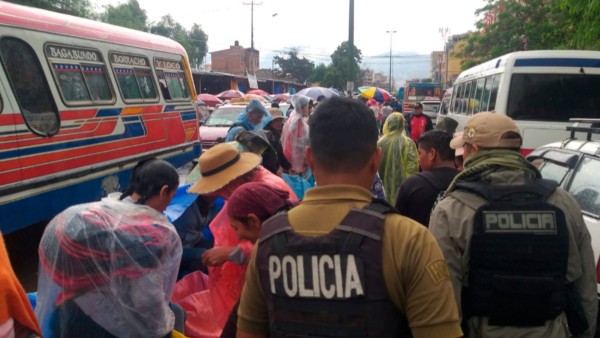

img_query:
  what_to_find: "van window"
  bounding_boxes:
[507,73,600,121]
[110,52,158,102]
[488,75,500,111]
[462,81,473,114]
[452,83,463,113]
[154,58,190,101]
[0,37,59,136]
[471,78,485,115]
[568,156,600,216]
[45,44,113,106]
[480,77,493,112]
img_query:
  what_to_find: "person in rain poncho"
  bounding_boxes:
[225,99,272,142]
[281,94,311,175]
[36,159,184,338]
[378,112,419,205]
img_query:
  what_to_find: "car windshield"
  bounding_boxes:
[422,103,440,113]
[568,156,600,216]
[204,107,244,127]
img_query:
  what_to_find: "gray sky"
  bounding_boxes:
[94,0,484,63]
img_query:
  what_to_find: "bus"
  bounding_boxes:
[402,82,443,113]
[0,3,200,234]
[438,50,600,153]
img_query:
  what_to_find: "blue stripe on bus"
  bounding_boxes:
[514,58,600,68]
[180,111,196,121]
[0,121,145,160]
[164,105,177,112]
[121,116,140,122]
[95,108,123,117]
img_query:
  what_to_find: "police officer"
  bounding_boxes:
[429,112,597,337]
[236,96,463,338]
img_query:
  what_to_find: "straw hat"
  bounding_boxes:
[188,143,261,194]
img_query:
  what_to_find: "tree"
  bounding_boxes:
[458,0,569,69]
[100,0,147,31]
[273,49,315,83]
[326,41,362,89]
[150,16,208,68]
[307,63,328,85]
[6,0,92,18]
[562,0,600,49]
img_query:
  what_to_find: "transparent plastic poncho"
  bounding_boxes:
[36,198,183,338]
[378,112,419,205]
[282,94,310,174]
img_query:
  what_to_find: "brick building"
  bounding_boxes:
[210,41,259,76]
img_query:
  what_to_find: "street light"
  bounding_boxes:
[439,27,450,87]
[386,30,396,93]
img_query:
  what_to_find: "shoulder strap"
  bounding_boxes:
[364,198,399,215]
[417,171,444,191]
[455,179,559,205]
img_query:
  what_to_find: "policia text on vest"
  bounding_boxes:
[269,254,364,299]
[483,210,556,233]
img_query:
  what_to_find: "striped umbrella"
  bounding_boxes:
[359,87,391,103]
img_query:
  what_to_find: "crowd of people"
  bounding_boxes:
[0,93,597,338]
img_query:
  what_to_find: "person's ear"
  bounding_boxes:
[306,146,315,171]
[247,213,262,231]
[429,148,437,161]
[159,185,171,199]
[372,147,383,172]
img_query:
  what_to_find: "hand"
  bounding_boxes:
[201,246,236,267]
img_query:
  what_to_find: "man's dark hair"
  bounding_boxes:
[271,102,280,108]
[120,159,179,204]
[417,130,455,161]
[309,96,378,172]
[316,95,326,102]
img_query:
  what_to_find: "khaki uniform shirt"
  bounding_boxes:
[429,171,598,338]
[237,185,463,338]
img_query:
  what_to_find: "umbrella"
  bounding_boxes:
[196,94,222,107]
[296,87,339,100]
[275,93,290,102]
[247,89,269,96]
[359,87,391,103]
[216,90,245,100]
[246,93,267,102]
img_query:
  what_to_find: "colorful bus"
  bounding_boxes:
[402,82,443,113]
[0,2,200,233]
[437,50,600,154]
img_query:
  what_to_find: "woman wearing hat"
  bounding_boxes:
[183,143,298,336]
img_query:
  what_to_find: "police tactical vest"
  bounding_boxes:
[455,179,569,327]
[256,200,411,338]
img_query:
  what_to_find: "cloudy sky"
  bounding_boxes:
[94,0,484,63]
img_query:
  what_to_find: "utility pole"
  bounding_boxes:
[439,27,450,87]
[243,1,262,50]
[347,0,355,96]
[386,30,396,93]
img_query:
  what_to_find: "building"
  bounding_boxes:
[210,41,259,76]
[445,33,469,87]
[361,69,389,89]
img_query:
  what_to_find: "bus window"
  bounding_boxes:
[508,73,600,121]
[452,83,463,113]
[0,37,59,136]
[488,75,500,111]
[480,76,493,112]
[154,58,190,101]
[109,52,158,102]
[462,81,473,114]
[471,78,485,115]
[45,44,113,106]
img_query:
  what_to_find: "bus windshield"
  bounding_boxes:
[406,84,442,101]
[507,74,600,121]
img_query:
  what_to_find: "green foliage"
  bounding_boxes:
[459,0,573,69]
[326,41,362,89]
[273,49,315,83]
[562,0,600,49]
[150,15,208,67]
[7,0,92,17]
[307,63,328,84]
[100,0,147,31]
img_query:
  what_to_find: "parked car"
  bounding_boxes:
[526,120,600,297]
[421,97,441,123]
[199,105,245,149]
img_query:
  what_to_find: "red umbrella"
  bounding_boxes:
[275,93,290,102]
[196,93,222,107]
[216,90,245,100]
[247,89,269,96]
